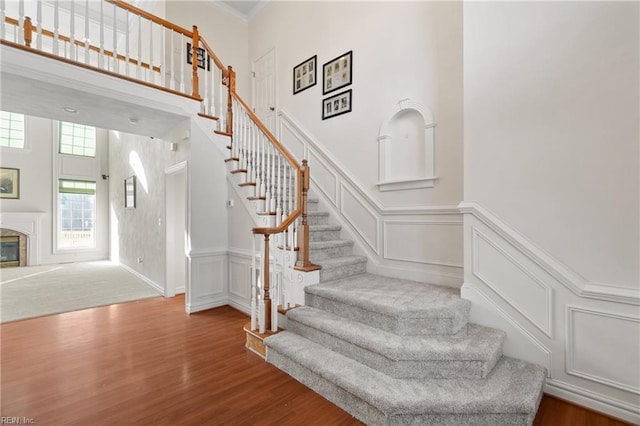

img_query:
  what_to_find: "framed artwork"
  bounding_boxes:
[0,167,19,199]
[124,176,136,209]
[293,55,317,94]
[187,42,210,71]
[322,89,352,120]
[323,50,352,95]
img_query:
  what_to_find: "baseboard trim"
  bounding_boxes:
[119,263,164,296]
[186,297,227,314]
[545,379,640,425]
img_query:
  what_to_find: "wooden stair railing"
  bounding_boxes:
[0,0,319,336]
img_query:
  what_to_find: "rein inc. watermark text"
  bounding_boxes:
[1,418,35,424]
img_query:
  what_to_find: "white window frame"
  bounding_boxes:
[58,121,97,157]
[56,179,97,251]
[0,110,29,152]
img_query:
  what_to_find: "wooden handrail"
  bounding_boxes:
[4,16,161,73]
[104,0,193,37]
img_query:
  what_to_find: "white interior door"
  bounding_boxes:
[253,48,276,132]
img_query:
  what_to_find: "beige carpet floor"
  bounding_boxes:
[0,261,161,323]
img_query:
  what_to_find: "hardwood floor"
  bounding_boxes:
[0,296,632,425]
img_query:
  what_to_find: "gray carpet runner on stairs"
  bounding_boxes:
[264,200,546,425]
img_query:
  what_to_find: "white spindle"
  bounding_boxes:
[0,0,5,41]
[112,3,118,72]
[271,266,278,332]
[136,15,142,79]
[17,0,24,45]
[69,0,75,60]
[53,0,59,54]
[149,19,154,83]
[84,0,89,64]
[270,146,276,213]
[99,0,104,69]
[276,154,283,225]
[258,240,266,334]
[36,0,42,50]
[160,25,165,87]
[125,10,130,74]
[180,35,185,92]
[251,234,257,331]
[169,30,175,90]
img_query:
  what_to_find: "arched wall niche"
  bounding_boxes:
[377,99,436,192]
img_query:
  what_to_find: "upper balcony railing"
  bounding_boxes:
[0,0,319,333]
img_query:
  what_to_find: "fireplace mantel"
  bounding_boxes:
[0,212,44,266]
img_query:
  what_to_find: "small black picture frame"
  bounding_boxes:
[124,176,136,209]
[293,55,317,95]
[323,50,352,95]
[187,42,210,71]
[322,89,352,120]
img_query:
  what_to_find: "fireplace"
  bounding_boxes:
[1,236,20,267]
[0,230,27,267]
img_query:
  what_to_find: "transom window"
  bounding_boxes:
[0,111,25,148]
[59,122,96,157]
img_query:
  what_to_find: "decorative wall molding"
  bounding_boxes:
[186,251,227,313]
[566,306,640,395]
[472,227,553,338]
[459,201,640,305]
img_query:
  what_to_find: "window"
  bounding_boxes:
[0,111,25,148]
[59,122,96,157]
[58,179,96,249]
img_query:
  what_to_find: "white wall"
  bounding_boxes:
[166,0,250,97]
[464,1,639,289]
[462,2,640,422]
[0,115,109,264]
[249,1,463,208]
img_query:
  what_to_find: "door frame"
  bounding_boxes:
[164,161,189,299]
[251,47,277,131]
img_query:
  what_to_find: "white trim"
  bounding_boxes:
[118,262,164,296]
[0,212,43,266]
[565,306,640,395]
[472,227,553,338]
[459,201,640,305]
[377,176,438,191]
[188,247,228,258]
[545,379,640,424]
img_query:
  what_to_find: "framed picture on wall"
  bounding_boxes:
[187,42,210,71]
[293,55,317,94]
[322,89,352,120]
[0,167,20,199]
[124,176,136,209]
[323,50,352,95]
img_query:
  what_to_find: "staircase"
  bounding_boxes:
[265,201,546,425]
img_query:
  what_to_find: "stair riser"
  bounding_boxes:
[309,229,341,241]
[267,348,535,426]
[307,213,329,226]
[287,319,497,379]
[319,261,366,282]
[309,244,354,261]
[305,292,469,336]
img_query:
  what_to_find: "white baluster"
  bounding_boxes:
[36,0,42,50]
[270,146,276,214]
[264,144,272,214]
[125,10,131,74]
[271,266,278,332]
[180,34,185,92]
[0,0,5,41]
[169,30,175,90]
[149,18,154,83]
[258,241,266,334]
[251,234,257,331]
[98,0,104,68]
[84,0,89,64]
[136,15,142,79]
[112,2,118,72]
[276,154,283,225]
[53,0,59,54]
[69,0,75,60]
[17,0,23,45]
[160,25,165,87]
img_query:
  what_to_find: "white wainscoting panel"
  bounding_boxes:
[384,220,462,267]
[567,306,640,395]
[228,251,252,314]
[340,183,379,254]
[60,155,95,178]
[187,251,227,313]
[308,148,338,205]
[279,118,306,164]
[472,227,553,337]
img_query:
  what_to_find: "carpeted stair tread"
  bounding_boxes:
[315,255,368,282]
[315,255,368,269]
[306,273,470,335]
[309,239,353,249]
[265,331,545,423]
[287,306,504,379]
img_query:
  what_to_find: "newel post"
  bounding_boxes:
[24,16,33,47]
[295,160,321,272]
[262,234,272,331]
[226,65,236,135]
[191,25,200,98]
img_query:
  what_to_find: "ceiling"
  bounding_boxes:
[220,1,263,20]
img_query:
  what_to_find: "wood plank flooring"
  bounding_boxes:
[0,296,633,425]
